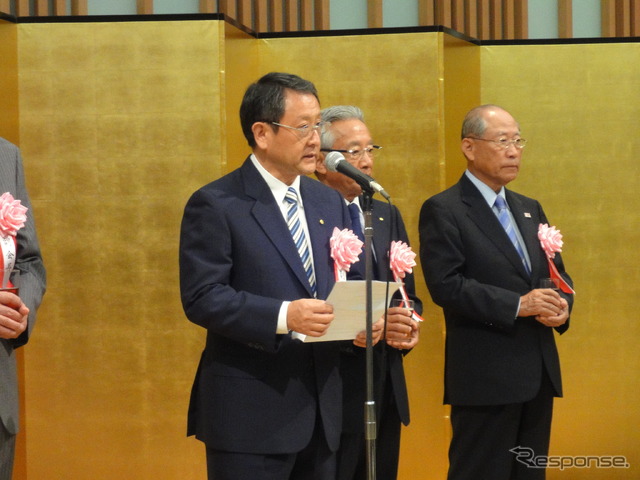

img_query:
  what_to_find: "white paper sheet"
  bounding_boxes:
[302,280,401,343]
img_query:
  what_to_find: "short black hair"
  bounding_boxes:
[239,72,319,147]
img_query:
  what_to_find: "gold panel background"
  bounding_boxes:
[18,20,228,479]
[223,22,259,171]
[481,44,640,479]
[11,18,640,480]
[0,20,19,144]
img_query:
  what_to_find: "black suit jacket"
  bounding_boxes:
[419,174,573,406]
[341,198,422,432]
[180,158,353,454]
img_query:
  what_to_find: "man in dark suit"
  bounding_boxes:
[315,105,422,480]
[419,105,573,480]
[180,73,380,480]
[0,138,46,480]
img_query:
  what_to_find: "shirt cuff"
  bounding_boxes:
[277,301,290,334]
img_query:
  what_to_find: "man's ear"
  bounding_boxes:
[252,122,270,150]
[461,138,475,161]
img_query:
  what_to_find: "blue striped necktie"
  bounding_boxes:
[494,195,531,275]
[285,187,317,296]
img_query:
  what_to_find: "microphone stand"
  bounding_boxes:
[361,189,377,480]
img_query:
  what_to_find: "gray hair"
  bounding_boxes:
[320,105,365,149]
[461,104,518,139]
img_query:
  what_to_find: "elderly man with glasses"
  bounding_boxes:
[315,105,422,480]
[419,104,574,480]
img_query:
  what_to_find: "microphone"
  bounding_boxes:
[324,151,390,200]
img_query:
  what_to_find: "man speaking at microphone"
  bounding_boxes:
[180,74,383,480]
[314,105,422,480]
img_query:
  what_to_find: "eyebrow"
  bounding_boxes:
[346,141,374,148]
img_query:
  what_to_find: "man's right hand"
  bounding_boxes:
[286,299,334,337]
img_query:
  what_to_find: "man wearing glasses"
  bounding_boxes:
[180,74,377,479]
[315,105,422,480]
[419,105,573,480]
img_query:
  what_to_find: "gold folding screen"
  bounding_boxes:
[0,19,18,144]
[3,15,639,480]
[17,19,225,478]
[481,42,640,478]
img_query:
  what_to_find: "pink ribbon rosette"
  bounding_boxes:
[330,227,363,281]
[0,192,28,289]
[538,223,575,294]
[389,241,423,322]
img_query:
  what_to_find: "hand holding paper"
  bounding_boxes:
[353,316,385,348]
[303,280,400,343]
[287,298,334,338]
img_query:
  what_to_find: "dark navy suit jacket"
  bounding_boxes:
[180,158,352,454]
[340,199,422,433]
[419,174,573,406]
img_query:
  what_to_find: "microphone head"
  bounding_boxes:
[324,151,345,173]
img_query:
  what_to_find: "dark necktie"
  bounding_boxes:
[494,195,531,275]
[348,202,365,243]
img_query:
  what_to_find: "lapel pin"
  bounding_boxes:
[379,217,384,221]
[319,219,324,224]
[524,213,531,218]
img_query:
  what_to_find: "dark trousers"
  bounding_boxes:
[206,414,335,480]
[337,378,402,480]
[448,372,555,480]
[0,422,15,480]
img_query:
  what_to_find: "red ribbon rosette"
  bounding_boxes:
[0,192,27,289]
[538,223,575,294]
[389,241,423,322]
[330,227,363,281]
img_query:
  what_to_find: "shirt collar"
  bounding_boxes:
[251,154,302,205]
[465,169,506,208]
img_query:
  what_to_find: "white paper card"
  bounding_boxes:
[302,280,401,343]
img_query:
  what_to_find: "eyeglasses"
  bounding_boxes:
[271,121,326,139]
[320,145,382,161]
[466,137,527,149]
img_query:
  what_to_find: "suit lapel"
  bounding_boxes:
[460,176,530,279]
[506,191,543,279]
[241,159,315,297]
[371,201,391,280]
[301,177,335,299]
